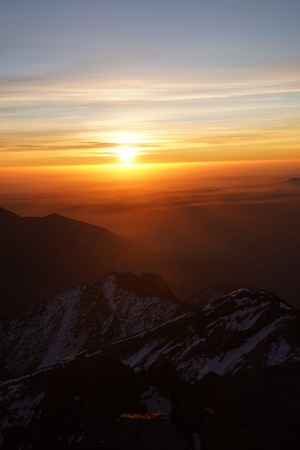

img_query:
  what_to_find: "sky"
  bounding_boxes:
[1,0,300,168]
[1,1,300,305]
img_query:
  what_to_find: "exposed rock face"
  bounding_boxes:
[0,272,183,376]
[0,365,12,382]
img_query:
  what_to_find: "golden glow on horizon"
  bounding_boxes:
[1,115,299,167]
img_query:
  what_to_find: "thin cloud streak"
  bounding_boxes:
[1,63,300,105]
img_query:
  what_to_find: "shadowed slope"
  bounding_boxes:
[0,208,153,315]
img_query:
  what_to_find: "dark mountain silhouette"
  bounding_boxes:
[1,355,299,449]
[283,177,300,184]
[110,412,186,450]
[0,208,154,315]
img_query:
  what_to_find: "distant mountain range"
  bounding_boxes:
[0,271,299,448]
[1,203,300,316]
[283,177,300,184]
[0,207,153,315]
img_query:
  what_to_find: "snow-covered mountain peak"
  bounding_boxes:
[0,274,298,386]
[111,286,299,380]
[0,272,182,376]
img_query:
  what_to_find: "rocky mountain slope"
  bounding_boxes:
[0,271,299,449]
[0,351,299,449]
[0,273,298,380]
[108,287,300,379]
[0,272,184,376]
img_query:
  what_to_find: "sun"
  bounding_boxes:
[117,147,136,164]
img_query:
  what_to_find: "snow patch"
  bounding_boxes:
[122,341,159,368]
[142,386,173,418]
[267,338,293,364]
[182,316,291,380]
[38,289,81,368]
[103,274,117,311]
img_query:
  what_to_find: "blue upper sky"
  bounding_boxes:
[1,0,300,76]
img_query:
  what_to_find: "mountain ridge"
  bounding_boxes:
[0,272,185,376]
[0,207,155,315]
[0,272,298,380]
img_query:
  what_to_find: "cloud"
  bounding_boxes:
[1,61,300,166]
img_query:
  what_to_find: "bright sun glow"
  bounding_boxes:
[107,131,145,164]
[117,147,136,164]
